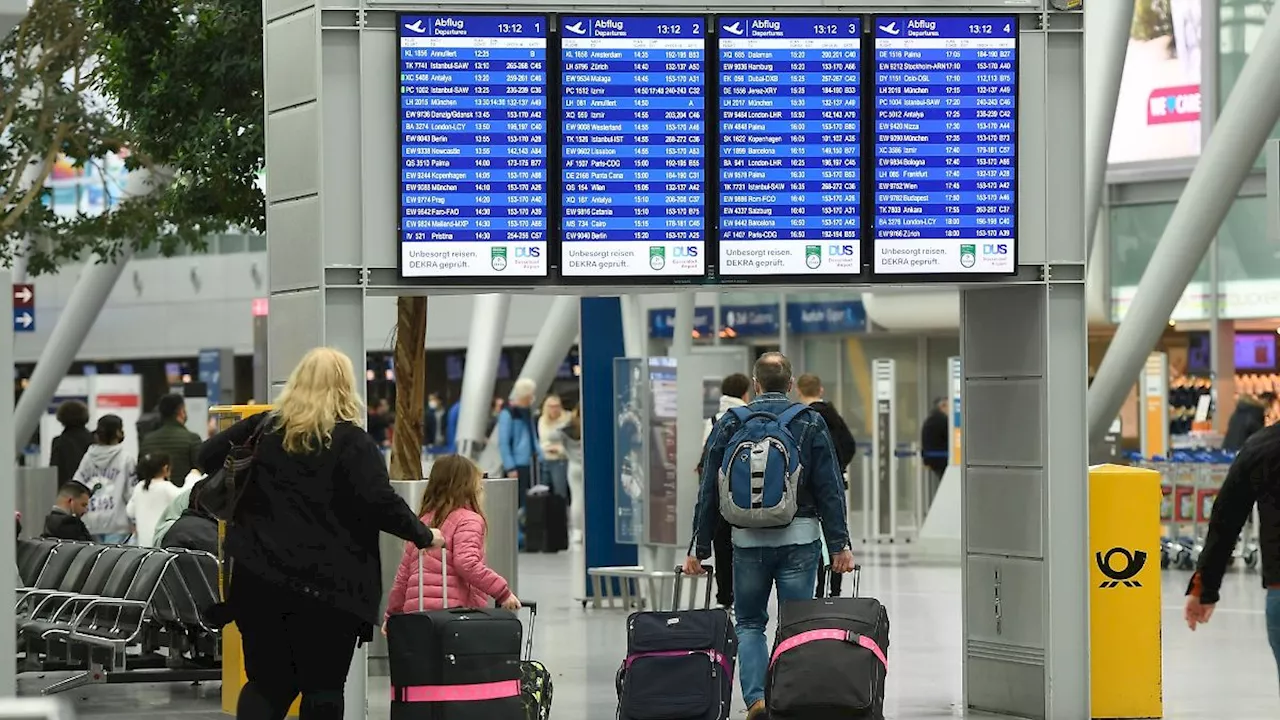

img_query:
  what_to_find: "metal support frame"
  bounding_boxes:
[455,293,511,459]
[1088,5,1280,445]
[1083,0,1134,262]
[264,5,1087,718]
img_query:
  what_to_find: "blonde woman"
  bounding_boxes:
[198,347,443,720]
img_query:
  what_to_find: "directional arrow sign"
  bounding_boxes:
[12,309,33,332]
[12,283,33,307]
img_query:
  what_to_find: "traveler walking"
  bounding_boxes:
[198,347,444,720]
[684,352,855,720]
[538,393,572,500]
[127,452,183,547]
[1223,392,1274,451]
[50,400,94,488]
[139,394,202,488]
[1185,421,1280,688]
[72,414,137,544]
[499,378,544,502]
[921,397,950,496]
[697,372,752,608]
[796,373,857,597]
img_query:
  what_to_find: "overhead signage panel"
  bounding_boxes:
[397,14,550,281]
[871,15,1018,276]
[559,15,709,280]
[716,16,864,281]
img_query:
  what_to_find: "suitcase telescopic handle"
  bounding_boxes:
[818,563,863,598]
[417,544,449,612]
[673,563,714,610]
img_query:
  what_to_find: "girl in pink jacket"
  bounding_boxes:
[384,455,521,631]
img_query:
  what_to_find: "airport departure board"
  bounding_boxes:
[718,17,862,278]
[398,15,549,279]
[560,16,708,278]
[871,16,1017,275]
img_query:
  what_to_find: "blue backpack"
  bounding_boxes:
[717,404,808,528]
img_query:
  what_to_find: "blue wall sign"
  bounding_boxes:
[786,300,868,334]
[197,349,222,402]
[720,304,780,337]
[648,307,715,339]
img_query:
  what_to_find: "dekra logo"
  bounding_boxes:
[514,247,540,258]
[829,245,855,256]
[983,244,1009,255]
[673,246,698,258]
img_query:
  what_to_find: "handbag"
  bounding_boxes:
[198,414,273,624]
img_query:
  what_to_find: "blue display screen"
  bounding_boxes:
[398,15,549,279]
[559,16,708,278]
[718,17,862,278]
[872,16,1017,274]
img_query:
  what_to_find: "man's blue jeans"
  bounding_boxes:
[733,541,821,708]
[1268,589,1280,688]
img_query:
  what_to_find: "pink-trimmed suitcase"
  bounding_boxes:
[386,547,524,719]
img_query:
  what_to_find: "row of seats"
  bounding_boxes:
[15,538,223,695]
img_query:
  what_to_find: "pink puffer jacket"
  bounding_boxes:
[385,508,512,617]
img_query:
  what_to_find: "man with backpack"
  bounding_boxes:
[683,352,854,720]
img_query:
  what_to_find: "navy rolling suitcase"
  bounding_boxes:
[766,565,890,720]
[616,564,736,720]
[387,548,524,720]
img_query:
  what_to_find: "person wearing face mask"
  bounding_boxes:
[424,393,446,449]
[72,414,138,544]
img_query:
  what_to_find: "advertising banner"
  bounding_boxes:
[613,358,646,545]
[1109,0,1202,165]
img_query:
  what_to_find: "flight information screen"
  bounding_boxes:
[718,17,862,278]
[872,16,1017,275]
[398,15,549,279]
[560,16,708,278]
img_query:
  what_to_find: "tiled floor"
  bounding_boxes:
[17,546,1280,718]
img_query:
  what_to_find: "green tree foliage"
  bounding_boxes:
[89,0,265,238]
[1131,0,1174,43]
[0,0,147,273]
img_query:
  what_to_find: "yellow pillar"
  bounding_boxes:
[1089,464,1163,719]
[211,405,302,717]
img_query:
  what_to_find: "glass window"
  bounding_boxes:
[1220,0,1279,167]
[1108,202,1212,321]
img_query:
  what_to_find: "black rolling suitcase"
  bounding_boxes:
[387,548,524,720]
[616,564,736,720]
[766,565,890,720]
[524,490,568,553]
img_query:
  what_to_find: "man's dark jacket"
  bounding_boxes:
[139,420,202,485]
[809,400,857,470]
[162,509,219,555]
[50,427,94,486]
[42,507,92,542]
[1191,423,1280,604]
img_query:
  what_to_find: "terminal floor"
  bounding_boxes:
[20,547,1280,719]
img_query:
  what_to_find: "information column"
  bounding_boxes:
[560,16,708,279]
[718,17,862,279]
[398,15,549,279]
[872,16,1017,275]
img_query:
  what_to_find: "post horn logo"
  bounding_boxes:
[1095,547,1147,588]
